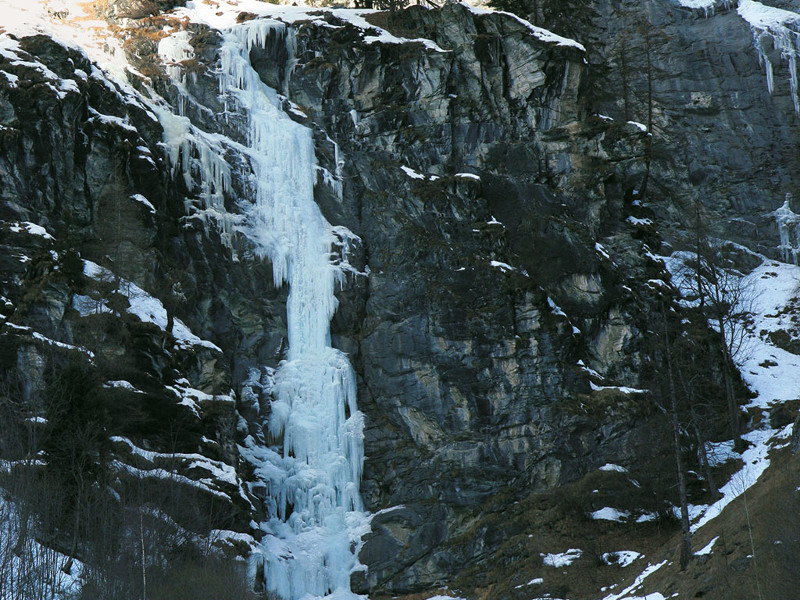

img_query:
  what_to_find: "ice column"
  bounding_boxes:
[774,193,800,264]
[216,20,367,600]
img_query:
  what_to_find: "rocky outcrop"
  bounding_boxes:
[0,32,255,548]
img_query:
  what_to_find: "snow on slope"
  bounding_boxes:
[606,254,800,599]
[679,259,800,531]
[0,0,132,80]
[740,259,800,409]
[463,3,586,50]
[1,0,584,72]
[77,260,222,352]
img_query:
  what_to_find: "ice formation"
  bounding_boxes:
[156,19,368,600]
[774,193,800,263]
[154,14,367,599]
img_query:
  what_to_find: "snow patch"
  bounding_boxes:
[3,322,94,359]
[514,577,544,588]
[489,260,515,272]
[626,120,648,132]
[590,382,648,394]
[601,561,668,600]
[694,536,719,556]
[462,3,586,51]
[88,108,138,132]
[82,260,221,352]
[599,463,628,473]
[591,507,630,522]
[601,551,643,567]
[104,380,145,394]
[0,495,83,599]
[635,512,658,523]
[690,426,790,532]
[542,548,582,567]
[401,165,426,180]
[131,193,156,214]
[596,242,612,260]
[8,221,55,239]
[547,297,566,317]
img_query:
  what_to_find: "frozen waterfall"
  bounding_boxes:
[161,19,369,600]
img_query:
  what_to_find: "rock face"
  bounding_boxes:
[2,1,787,598]
[257,6,668,592]
[587,0,800,252]
[0,32,258,554]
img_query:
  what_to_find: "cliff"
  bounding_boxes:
[1,1,799,599]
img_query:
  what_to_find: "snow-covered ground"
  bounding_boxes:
[683,259,800,532]
[542,548,583,567]
[740,260,800,410]
[601,551,643,567]
[601,560,667,600]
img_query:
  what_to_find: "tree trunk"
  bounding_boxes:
[718,327,743,451]
[691,412,716,495]
[663,310,692,569]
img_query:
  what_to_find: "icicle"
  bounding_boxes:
[283,26,298,96]
[158,30,196,116]
[154,106,238,249]
[755,36,775,94]
[739,0,800,112]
